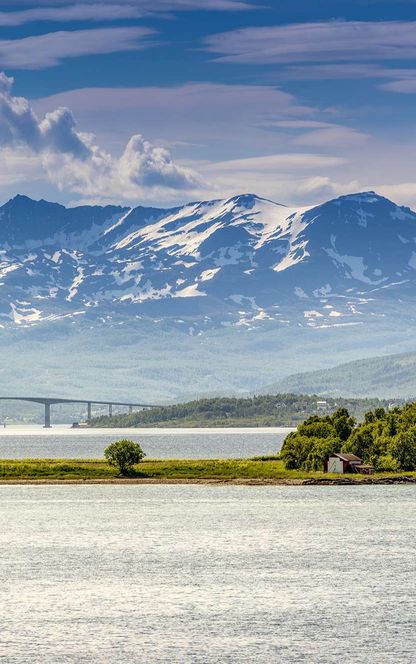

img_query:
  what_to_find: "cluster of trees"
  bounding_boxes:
[281,404,416,472]
[90,394,392,428]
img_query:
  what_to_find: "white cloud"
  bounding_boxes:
[269,120,369,147]
[197,154,353,206]
[206,153,347,172]
[119,135,202,190]
[379,79,416,93]
[0,147,43,187]
[374,182,416,208]
[205,20,416,64]
[273,120,336,128]
[295,176,360,198]
[0,4,146,26]
[294,126,369,147]
[7,0,253,12]
[279,63,416,95]
[0,72,206,202]
[280,63,416,81]
[0,72,90,156]
[0,27,154,70]
[32,82,314,163]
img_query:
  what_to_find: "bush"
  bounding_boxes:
[104,439,146,476]
[375,454,399,472]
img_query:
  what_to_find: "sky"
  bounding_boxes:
[0,0,415,208]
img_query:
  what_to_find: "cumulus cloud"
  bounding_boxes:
[0,27,154,70]
[0,72,206,202]
[119,135,202,190]
[0,72,90,156]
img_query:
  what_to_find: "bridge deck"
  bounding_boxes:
[0,396,160,427]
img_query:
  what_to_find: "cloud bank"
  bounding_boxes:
[0,72,205,202]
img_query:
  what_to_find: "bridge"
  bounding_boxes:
[0,396,158,428]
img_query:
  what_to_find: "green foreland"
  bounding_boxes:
[0,458,415,483]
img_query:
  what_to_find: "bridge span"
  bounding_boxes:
[0,397,159,428]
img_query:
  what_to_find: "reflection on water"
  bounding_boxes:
[0,425,293,459]
[0,484,415,663]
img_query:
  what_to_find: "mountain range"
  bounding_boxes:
[0,190,416,400]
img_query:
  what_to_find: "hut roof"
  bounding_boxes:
[331,452,362,462]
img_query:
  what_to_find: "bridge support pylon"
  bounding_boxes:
[44,403,51,428]
[87,402,92,421]
[109,404,113,417]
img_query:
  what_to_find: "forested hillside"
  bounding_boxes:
[90,394,393,428]
[264,352,416,399]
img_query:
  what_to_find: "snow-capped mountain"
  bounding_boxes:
[1,190,416,331]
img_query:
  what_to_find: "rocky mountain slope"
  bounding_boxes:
[1,191,416,331]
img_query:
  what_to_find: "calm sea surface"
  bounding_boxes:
[0,425,293,459]
[0,484,415,663]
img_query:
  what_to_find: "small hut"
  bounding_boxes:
[324,453,374,474]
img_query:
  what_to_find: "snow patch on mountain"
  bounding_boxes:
[0,191,415,334]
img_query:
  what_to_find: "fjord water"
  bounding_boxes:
[0,425,292,459]
[0,484,415,663]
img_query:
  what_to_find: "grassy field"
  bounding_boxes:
[0,457,415,482]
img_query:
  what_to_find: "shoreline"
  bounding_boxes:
[1,476,415,486]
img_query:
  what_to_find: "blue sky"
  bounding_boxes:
[0,0,415,208]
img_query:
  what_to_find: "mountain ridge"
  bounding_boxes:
[0,189,415,331]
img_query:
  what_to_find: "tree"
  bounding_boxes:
[344,424,374,461]
[104,439,146,476]
[389,428,416,471]
[280,433,310,469]
[331,408,355,441]
[303,437,341,471]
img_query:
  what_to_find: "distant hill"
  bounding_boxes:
[262,352,416,399]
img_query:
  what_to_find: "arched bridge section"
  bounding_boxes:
[0,397,158,428]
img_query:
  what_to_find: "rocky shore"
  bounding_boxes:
[0,475,415,486]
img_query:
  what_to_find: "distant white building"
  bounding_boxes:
[316,400,329,412]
